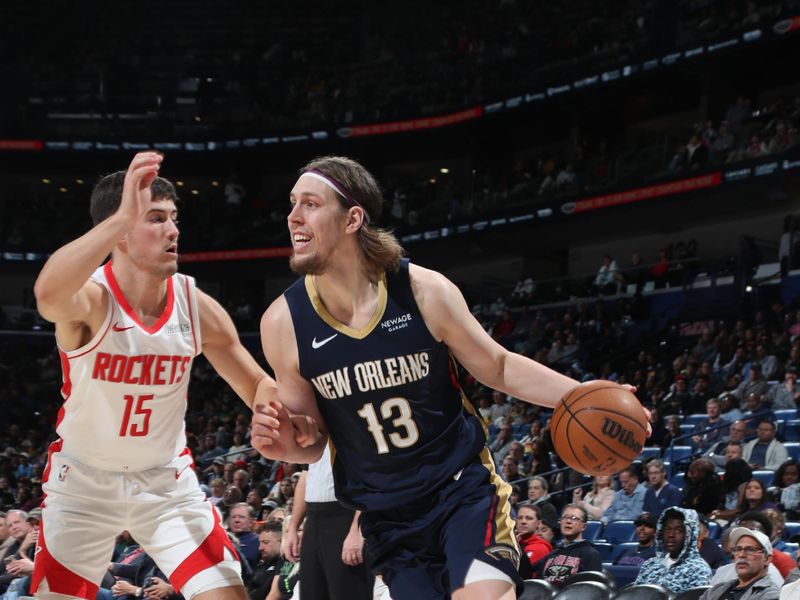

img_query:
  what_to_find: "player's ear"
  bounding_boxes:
[117,233,129,254]
[344,206,365,233]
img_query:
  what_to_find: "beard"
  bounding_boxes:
[289,251,330,275]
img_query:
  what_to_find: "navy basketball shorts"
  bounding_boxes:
[360,447,523,599]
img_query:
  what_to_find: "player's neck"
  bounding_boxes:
[312,263,380,329]
[110,261,170,322]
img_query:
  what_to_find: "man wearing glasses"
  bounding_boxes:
[530,504,601,587]
[698,527,780,600]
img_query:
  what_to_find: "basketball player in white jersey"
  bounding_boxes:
[31,152,294,600]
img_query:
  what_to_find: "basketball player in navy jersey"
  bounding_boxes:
[251,156,649,599]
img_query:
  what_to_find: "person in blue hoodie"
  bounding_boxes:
[642,459,683,518]
[635,506,712,594]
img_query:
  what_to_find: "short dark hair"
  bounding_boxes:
[260,520,283,536]
[620,466,640,480]
[89,170,178,225]
[739,511,773,538]
[518,503,541,519]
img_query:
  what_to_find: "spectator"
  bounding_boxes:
[618,252,649,293]
[711,121,735,162]
[228,502,260,567]
[752,344,779,381]
[743,420,789,470]
[594,254,619,296]
[531,504,602,587]
[515,504,553,566]
[572,475,616,521]
[501,456,527,497]
[763,508,796,578]
[521,476,559,528]
[0,510,34,594]
[603,466,646,524]
[682,458,724,516]
[643,459,683,518]
[710,458,752,524]
[711,512,786,587]
[249,521,283,600]
[776,460,800,518]
[687,134,709,170]
[735,479,778,517]
[720,394,745,423]
[697,517,727,570]
[691,398,729,452]
[490,423,515,465]
[614,512,658,567]
[735,364,769,400]
[705,419,748,468]
[698,527,779,600]
[767,368,800,410]
[635,507,712,594]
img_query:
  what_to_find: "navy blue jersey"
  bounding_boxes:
[284,259,487,511]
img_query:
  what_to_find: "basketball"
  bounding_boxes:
[551,381,647,476]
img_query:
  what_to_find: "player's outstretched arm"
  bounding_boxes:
[410,264,579,409]
[34,152,163,328]
[255,296,328,464]
[198,289,274,411]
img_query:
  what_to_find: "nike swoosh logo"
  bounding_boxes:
[112,322,135,332]
[312,334,338,349]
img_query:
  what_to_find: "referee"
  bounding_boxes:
[284,445,373,599]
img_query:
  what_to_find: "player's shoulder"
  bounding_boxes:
[260,294,292,335]
[408,262,458,305]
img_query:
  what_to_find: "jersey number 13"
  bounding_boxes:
[357,398,419,454]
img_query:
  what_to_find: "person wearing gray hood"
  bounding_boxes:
[635,506,712,594]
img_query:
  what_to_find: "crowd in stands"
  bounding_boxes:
[0,0,786,139]
[1,247,800,597]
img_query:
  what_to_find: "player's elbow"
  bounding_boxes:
[33,277,60,322]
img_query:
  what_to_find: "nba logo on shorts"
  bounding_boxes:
[58,464,70,482]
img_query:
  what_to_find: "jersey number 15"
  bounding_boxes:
[119,394,153,437]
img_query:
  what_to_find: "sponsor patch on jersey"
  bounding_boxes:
[484,544,520,569]
[58,464,70,482]
[380,313,412,332]
[165,323,191,335]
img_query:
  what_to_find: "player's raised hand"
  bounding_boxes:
[118,151,163,226]
[620,383,653,437]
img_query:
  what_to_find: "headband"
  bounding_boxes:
[300,169,371,224]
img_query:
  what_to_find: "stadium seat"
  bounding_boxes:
[672,586,711,600]
[785,522,800,539]
[782,542,798,559]
[684,414,707,426]
[593,542,614,561]
[602,520,637,543]
[752,470,775,488]
[784,420,800,442]
[519,579,556,600]
[584,520,604,541]
[610,541,639,562]
[679,424,695,435]
[562,570,615,589]
[707,521,721,540]
[613,584,671,600]
[775,409,798,421]
[785,442,800,461]
[663,445,693,464]
[670,472,686,490]
[606,565,642,588]
[637,447,661,461]
[553,581,611,600]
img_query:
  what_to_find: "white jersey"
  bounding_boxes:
[56,262,201,472]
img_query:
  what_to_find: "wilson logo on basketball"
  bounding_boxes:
[600,416,642,454]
